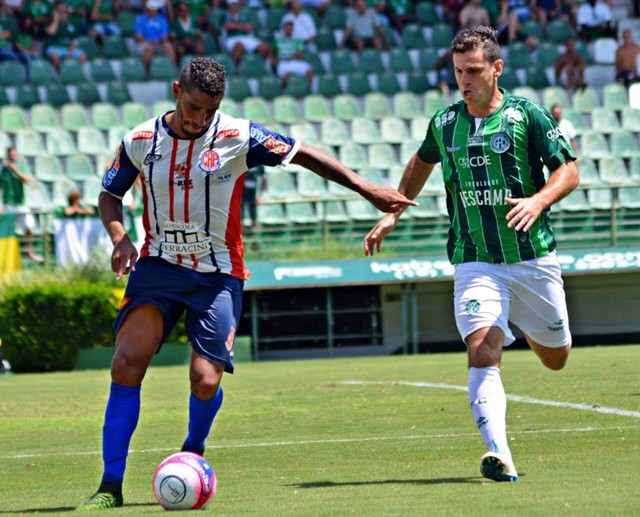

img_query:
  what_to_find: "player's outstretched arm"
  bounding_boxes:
[289,142,417,213]
[99,191,139,280]
[505,160,579,232]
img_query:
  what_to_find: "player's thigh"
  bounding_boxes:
[453,262,515,346]
[509,255,571,348]
[115,304,166,367]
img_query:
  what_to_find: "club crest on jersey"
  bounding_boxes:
[199,149,221,173]
[490,133,510,154]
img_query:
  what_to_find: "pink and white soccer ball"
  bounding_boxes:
[152,452,217,510]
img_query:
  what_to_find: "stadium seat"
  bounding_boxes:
[78,126,109,155]
[547,19,574,44]
[333,93,361,121]
[619,186,640,209]
[316,199,349,223]
[572,86,600,112]
[0,131,10,156]
[0,88,9,106]
[621,107,640,132]
[345,198,380,221]
[30,103,59,133]
[0,106,28,133]
[346,72,372,97]
[410,116,430,140]
[91,102,119,131]
[34,154,65,182]
[66,154,97,181]
[107,126,129,150]
[76,82,102,105]
[90,58,117,83]
[329,49,356,75]
[423,89,448,117]
[629,156,640,180]
[498,68,520,90]
[257,75,281,100]
[103,36,130,59]
[15,128,47,157]
[225,76,253,102]
[388,48,414,74]
[219,98,239,118]
[363,91,391,120]
[580,131,611,159]
[265,6,286,31]
[380,115,409,144]
[317,73,343,97]
[375,72,402,96]
[52,176,80,208]
[592,37,618,65]
[358,48,385,75]
[0,61,26,86]
[393,91,420,120]
[563,108,587,134]
[256,202,288,225]
[284,76,311,99]
[351,117,380,145]
[367,143,397,170]
[59,60,87,85]
[513,86,539,103]
[338,142,368,170]
[150,56,177,81]
[273,95,300,124]
[61,103,90,131]
[602,83,629,111]
[107,81,132,105]
[297,170,328,198]
[576,157,601,186]
[431,23,454,49]
[289,122,319,144]
[506,41,532,70]
[122,102,149,128]
[401,24,428,49]
[24,179,53,211]
[322,4,347,29]
[303,94,331,122]
[542,86,572,110]
[315,26,337,51]
[629,83,640,109]
[120,57,147,82]
[287,201,320,225]
[238,53,267,77]
[320,117,350,146]
[590,108,620,133]
[417,47,440,71]
[47,129,78,156]
[152,100,176,116]
[415,1,440,25]
[242,97,272,125]
[400,139,422,163]
[30,59,60,86]
[82,175,104,207]
[524,65,550,89]
[16,83,41,108]
[536,41,560,69]
[598,156,633,184]
[609,130,640,158]
[77,35,100,59]
[557,188,588,212]
[262,169,297,200]
[521,20,545,42]
[303,50,325,75]
[407,72,433,94]
[45,82,71,107]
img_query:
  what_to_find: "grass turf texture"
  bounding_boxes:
[1,345,639,516]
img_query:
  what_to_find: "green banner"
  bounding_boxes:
[245,248,640,290]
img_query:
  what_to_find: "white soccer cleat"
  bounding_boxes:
[480,452,519,482]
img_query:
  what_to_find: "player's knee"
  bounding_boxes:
[541,346,570,371]
[110,350,148,385]
[191,380,220,401]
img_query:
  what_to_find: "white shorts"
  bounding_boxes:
[276,60,312,78]
[5,205,36,234]
[225,35,263,54]
[453,252,571,348]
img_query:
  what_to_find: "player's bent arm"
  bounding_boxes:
[289,142,417,213]
[99,191,139,279]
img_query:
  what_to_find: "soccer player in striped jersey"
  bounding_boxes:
[77,57,416,511]
[364,26,579,483]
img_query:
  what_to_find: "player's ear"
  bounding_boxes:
[494,59,504,78]
[172,81,181,101]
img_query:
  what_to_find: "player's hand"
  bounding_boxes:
[364,213,400,256]
[505,196,544,232]
[366,185,418,213]
[111,234,138,281]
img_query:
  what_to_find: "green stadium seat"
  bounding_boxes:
[580,131,611,159]
[150,56,177,81]
[547,19,574,44]
[536,41,560,69]
[258,75,282,100]
[303,50,325,75]
[359,48,385,75]
[218,98,239,118]
[388,48,414,74]
[498,68,520,90]
[317,199,349,223]
[15,128,47,157]
[317,73,342,97]
[106,81,132,105]
[77,35,100,59]
[0,61,26,87]
[0,88,9,106]
[96,152,115,175]
[400,139,422,163]
[24,179,53,211]
[202,32,220,55]
[590,107,620,133]
[542,86,572,110]
[431,23,454,49]
[609,130,640,158]
[401,24,428,49]
[358,167,386,185]
[266,7,286,31]
[380,116,409,144]
[284,76,311,99]
[59,60,87,85]
[61,103,90,131]
[320,117,350,146]
[621,107,640,132]
[16,83,41,108]
[45,82,71,107]
[152,100,176,116]
[207,8,226,33]
[363,91,391,120]
[345,198,380,221]
[115,10,136,37]
[598,156,632,184]
[47,129,78,156]
[34,154,65,182]
[506,41,532,70]
[0,105,28,133]
[602,82,629,111]
[393,91,420,120]
[375,72,402,96]
[30,59,60,86]
[78,126,109,155]
[82,175,104,207]
[333,93,361,121]
[415,1,440,25]
[423,89,449,118]
[619,186,640,209]
[417,47,440,71]
[338,142,368,170]
[52,176,80,208]
[90,58,117,83]
[103,36,130,59]
[0,130,10,156]
[226,76,253,102]
[557,188,588,212]
[122,102,149,128]
[76,82,102,106]
[407,72,433,94]
[351,117,380,145]
[107,126,129,150]
[256,202,288,225]
[120,57,147,82]
[410,115,430,140]
[322,4,347,29]
[315,26,337,51]
[66,154,97,181]
[303,94,331,122]
[562,108,587,134]
[91,102,119,131]
[242,97,272,125]
[576,157,601,186]
[289,122,319,144]
[513,85,539,103]
[273,95,300,124]
[263,169,297,200]
[297,170,328,198]
[238,53,267,77]
[524,65,550,89]
[329,49,356,75]
[572,86,600,112]
[287,201,321,227]
[629,156,640,181]
[30,103,59,133]
[367,143,397,170]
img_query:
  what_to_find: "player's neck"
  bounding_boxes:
[467,90,503,118]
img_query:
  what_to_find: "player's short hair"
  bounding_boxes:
[451,26,501,64]
[179,57,227,98]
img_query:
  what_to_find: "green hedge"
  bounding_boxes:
[0,282,118,372]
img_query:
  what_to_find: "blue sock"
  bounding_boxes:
[183,386,224,454]
[101,383,141,485]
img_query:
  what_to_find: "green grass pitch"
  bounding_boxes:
[1,344,639,516]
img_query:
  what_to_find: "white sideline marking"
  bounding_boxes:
[3,425,639,460]
[342,380,640,419]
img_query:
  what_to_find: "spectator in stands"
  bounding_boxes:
[180,0,211,32]
[340,0,387,51]
[577,0,615,42]
[299,0,331,17]
[551,104,578,153]
[64,190,96,217]
[66,0,91,35]
[90,0,123,50]
[171,1,206,63]
[435,50,457,94]
[273,20,314,90]
[281,0,318,52]
[0,148,42,262]
[615,29,640,87]
[223,0,272,68]
[441,0,467,33]
[44,2,89,72]
[242,165,267,235]
[14,17,41,74]
[1,0,23,17]
[23,0,54,38]
[495,0,535,45]
[0,18,19,62]
[368,0,391,28]
[385,0,415,33]
[459,0,491,29]
[554,37,586,90]
[133,0,176,73]
[533,0,559,37]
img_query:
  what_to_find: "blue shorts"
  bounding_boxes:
[115,257,244,373]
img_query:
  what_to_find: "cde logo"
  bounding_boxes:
[198,150,221,173]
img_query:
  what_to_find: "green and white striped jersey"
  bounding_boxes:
[417,89,577,265]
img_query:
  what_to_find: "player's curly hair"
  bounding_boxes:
[451,26,502,64]
[179,57,227,98]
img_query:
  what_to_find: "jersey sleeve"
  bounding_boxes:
[527,103,577,172]
[101,142,141,199]
[246,121,301,169]
[416,117,442,164]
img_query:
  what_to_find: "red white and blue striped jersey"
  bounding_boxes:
[102,111,300,280]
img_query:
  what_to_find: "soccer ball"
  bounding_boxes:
[152,452,217,510]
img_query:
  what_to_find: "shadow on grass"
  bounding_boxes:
[288,476,484,488]
[0,502,157,514]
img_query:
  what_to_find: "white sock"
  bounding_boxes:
[468,366,511,458]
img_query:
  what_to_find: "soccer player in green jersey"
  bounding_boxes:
[364,26,579,482]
